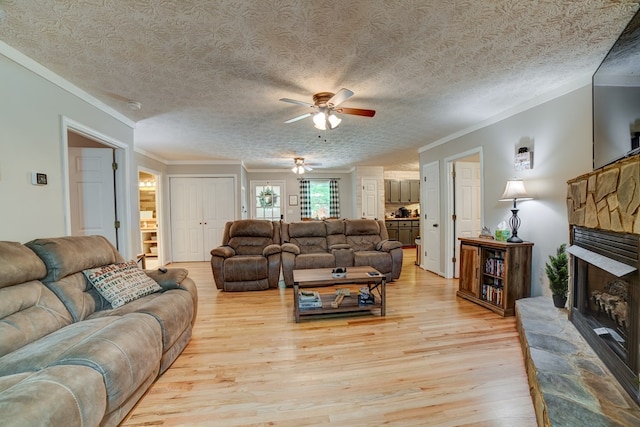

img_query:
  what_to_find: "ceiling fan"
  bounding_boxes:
[280,88,376,130]
[292,157,315,174]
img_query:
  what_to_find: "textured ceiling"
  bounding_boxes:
[0,1,638,171]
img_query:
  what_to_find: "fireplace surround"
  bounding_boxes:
[567,154,640,404]
[569,226,639,403]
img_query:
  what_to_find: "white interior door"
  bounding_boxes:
[203,177,236,251]
[361,178,378,219]
[423,161,440,274]
[171,177,236,262]
[68,147,117,246]
[454,161,481,277]
[170,178,204,262]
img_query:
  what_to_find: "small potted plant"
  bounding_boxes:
[545,243,569,308]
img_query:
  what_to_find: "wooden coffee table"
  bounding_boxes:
[293,266,386,323]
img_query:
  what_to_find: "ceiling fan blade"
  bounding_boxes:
[335,107,376,117]
[279,98,314,108]
[327,88,354,107]
[304,165,313,171]
[284,113,312,123]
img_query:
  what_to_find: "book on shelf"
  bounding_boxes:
[481,281,504,306]
[484,257,504,277]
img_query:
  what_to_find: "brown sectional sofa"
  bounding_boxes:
[0,235,197,427]
[281,219,404,287]
[211,218,404,291]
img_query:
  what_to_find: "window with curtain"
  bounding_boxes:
[299,179,340,220]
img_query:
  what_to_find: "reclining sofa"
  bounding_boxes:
[210,218,404,291]
[281,219,403,287]
[0,235,197,427]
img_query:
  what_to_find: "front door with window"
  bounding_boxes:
[252,182,284,220]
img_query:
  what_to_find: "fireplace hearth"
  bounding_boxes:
[569,226,639,403]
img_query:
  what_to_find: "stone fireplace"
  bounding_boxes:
[567,154,640,403]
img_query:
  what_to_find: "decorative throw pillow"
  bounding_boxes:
[83,261,162,308]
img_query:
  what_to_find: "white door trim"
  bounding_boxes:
[444,147,484,279]
[61,116,133,257]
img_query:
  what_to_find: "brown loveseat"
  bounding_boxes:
[0,235,197,427]
[210,219,282,291]
[281,219,403,287]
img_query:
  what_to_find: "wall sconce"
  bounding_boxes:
[499,179,533,243]
[515,147,533,170]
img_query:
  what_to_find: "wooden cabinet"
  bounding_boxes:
[385,219,419,246]
[385,180,401,203]
[385,179,420,203]
[400,180,420,203]
[385,221,399,241]
[457,237,533,316]
[409,180,420,203]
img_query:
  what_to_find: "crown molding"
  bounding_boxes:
[165,159,243,166]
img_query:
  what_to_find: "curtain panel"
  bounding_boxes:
[299,179,311,219]
[329,179,340,218]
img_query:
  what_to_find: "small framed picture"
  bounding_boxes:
[289,195,298,206]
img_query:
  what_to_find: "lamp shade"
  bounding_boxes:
[499,179,532,201]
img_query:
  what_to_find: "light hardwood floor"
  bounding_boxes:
[122,250,537,426]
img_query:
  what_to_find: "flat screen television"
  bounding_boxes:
[593,9,640,170]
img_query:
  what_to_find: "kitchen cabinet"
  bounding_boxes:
[408,180,420,203]
[385,219,419,246]
[457,237,533,316]
[385,179,420,203]
[385,180,401,203]
[385,220,399,241]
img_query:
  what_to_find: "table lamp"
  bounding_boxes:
[499,179,533,243]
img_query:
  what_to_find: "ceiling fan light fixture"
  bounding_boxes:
[328,114,341,129]
[313,112,341,130]
[292,165,305,174]
[313,112,326,130]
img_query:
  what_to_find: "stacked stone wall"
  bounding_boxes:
[567,155,640,234]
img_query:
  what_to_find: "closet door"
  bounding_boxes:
[170,177,236,262]
[202,177,235,252]
[170,178,205,262]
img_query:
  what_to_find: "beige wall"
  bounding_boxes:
[420,84,593,296]
[0,48,135,251]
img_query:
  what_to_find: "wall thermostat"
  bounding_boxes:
[31,172,47,185]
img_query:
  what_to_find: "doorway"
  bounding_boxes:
[446,148,483,279]
[63,117,131,256]
[139,170,161,268]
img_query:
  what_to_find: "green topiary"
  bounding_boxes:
[545,243,569,297]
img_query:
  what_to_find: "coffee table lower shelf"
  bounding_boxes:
[296,292,382,321]
[293,266,386,323]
